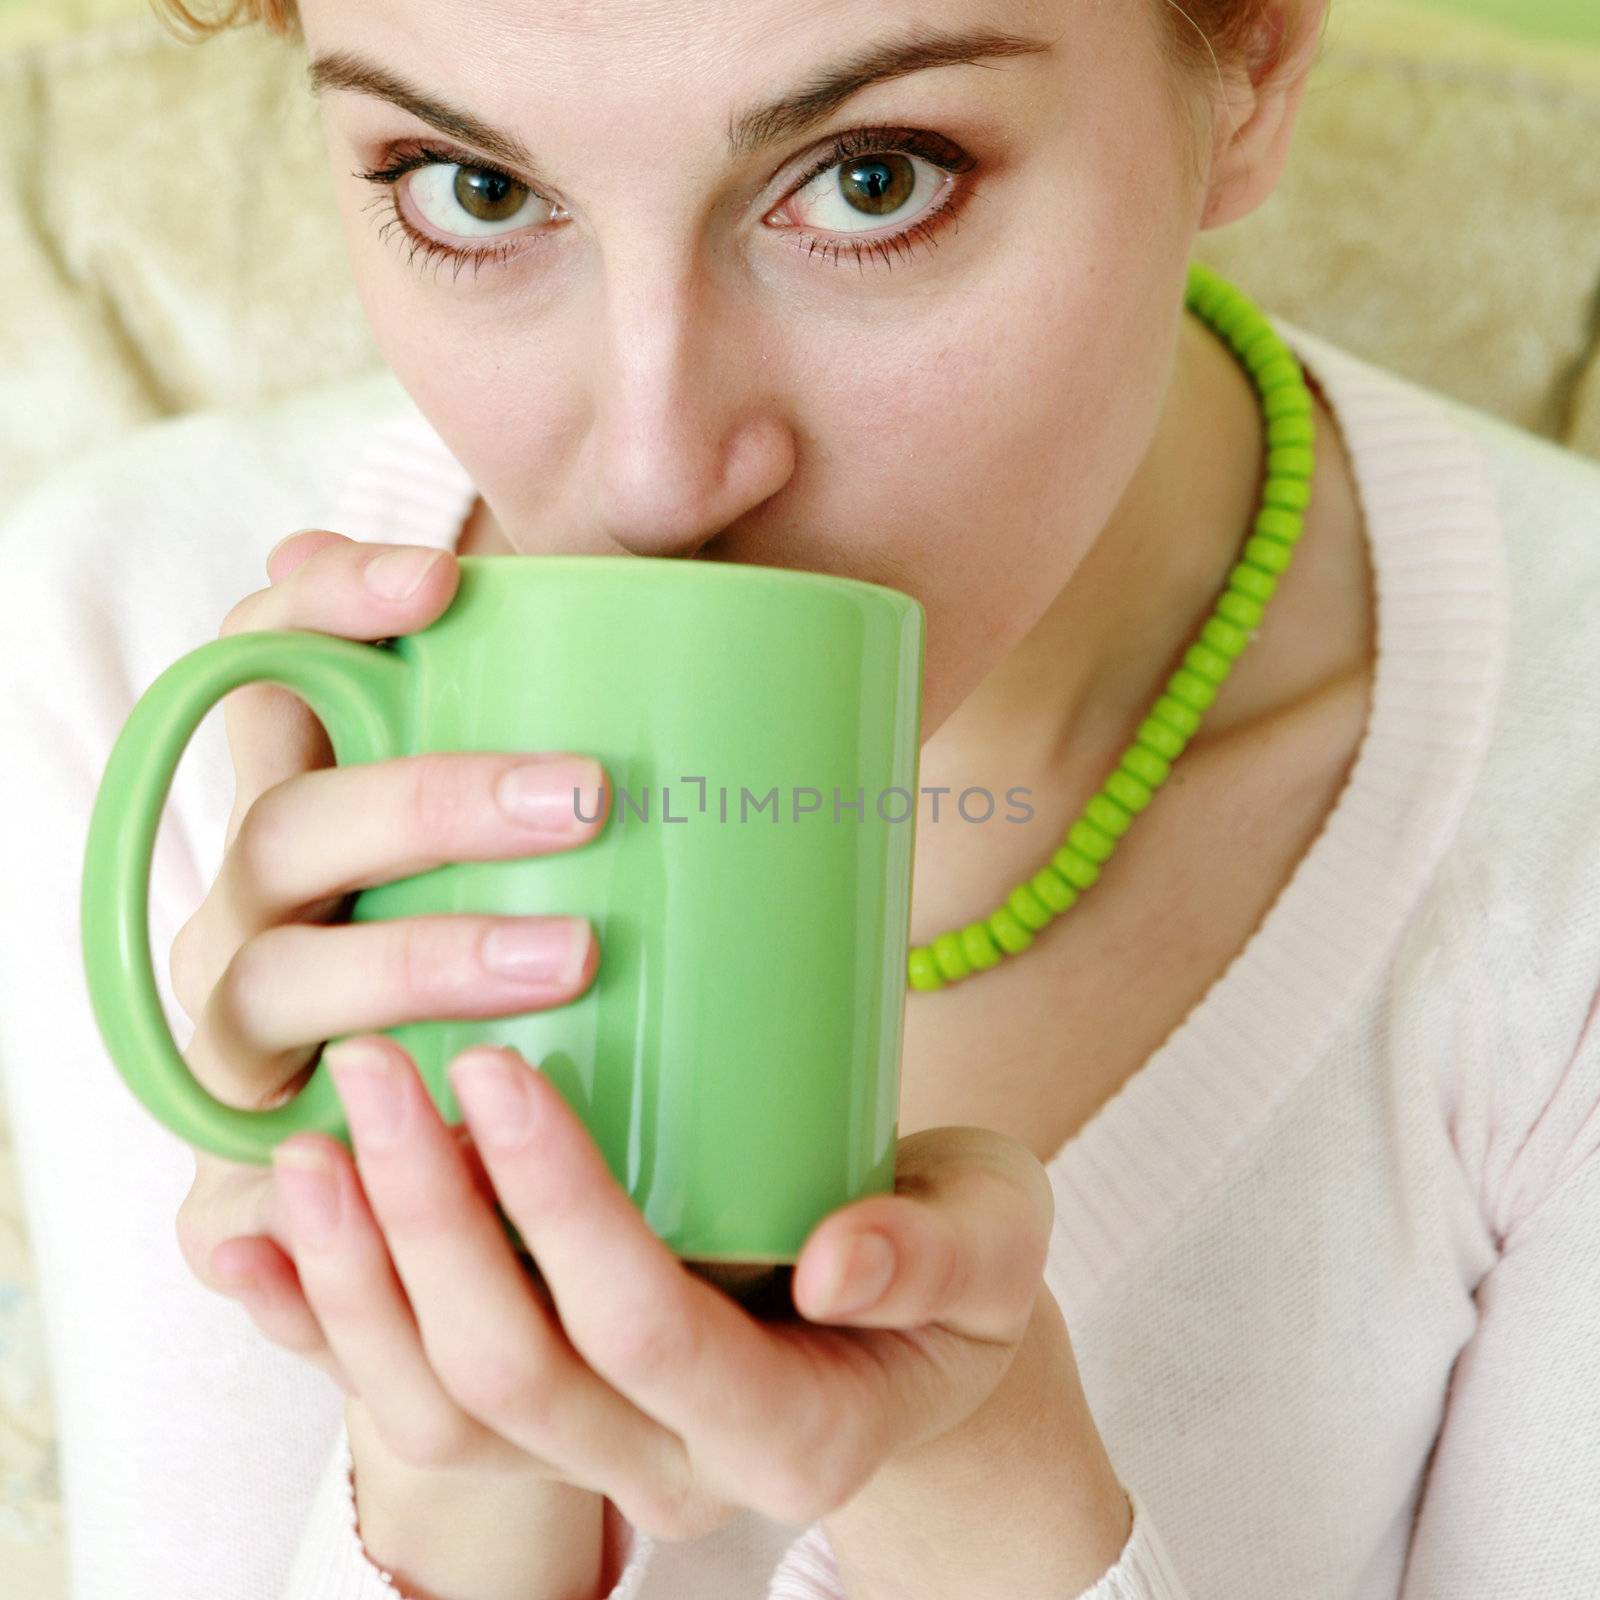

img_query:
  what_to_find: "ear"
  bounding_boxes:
[1196,0,1329,231]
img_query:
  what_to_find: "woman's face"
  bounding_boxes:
[300,0,1210,734]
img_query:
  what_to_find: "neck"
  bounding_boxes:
[905,311,1278,939]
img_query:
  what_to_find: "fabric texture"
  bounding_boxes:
[1,306,1598,1597]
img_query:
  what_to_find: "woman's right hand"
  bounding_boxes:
[169,528,608,1397]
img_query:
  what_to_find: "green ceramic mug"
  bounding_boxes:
[80,554,924,1266]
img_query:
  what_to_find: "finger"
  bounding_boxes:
[449,1045,848,1514]
[266,527,344,584]
[217,534,459,848]
[180,911,595,1110]
[208,1234,358,1394]
[175,1149,295,1287]
[326,1035,692,1520]
[208,748,608,965]
[793,1126,1055,1342]
[168,745,609,1058]
[269,1123,528,1473]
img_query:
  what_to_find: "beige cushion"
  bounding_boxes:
[0,20,379,501]
[1203,0,1600,459]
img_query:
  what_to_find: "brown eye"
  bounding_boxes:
[405,161,552,240]
[786,148,948,239]
[454,167,528,223]
[837,154,917,218]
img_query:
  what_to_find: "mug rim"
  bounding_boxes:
[453,553,920,613]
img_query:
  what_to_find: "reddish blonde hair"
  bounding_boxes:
[149,0,1307,82]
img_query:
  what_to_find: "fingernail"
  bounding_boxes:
[327,1043,406,1151]
[452,1052,539,1152]
[274,1143,342,1240]
[496,757,606,832]
[481,918,590,987]
[817,1232,896,1317]
[364,546,444,599]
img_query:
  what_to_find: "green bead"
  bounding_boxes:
[1051,844,1102,889]
[1120,743,1171,788]
[1068,817,1117,863]
[1262,474,1312,511]
[908,946,945,991]
[1201,616,1250,657]
[1263,387,1312,421]
[1183,641,1234,683]
[1255,356,1301,393]
[1031,865,1079,913]
[1267,444,1315,478]
[1243,535,1294,574]
[930,930,972,982]
[1149,694,1202,737]
[960,921,1002,970]
[1189,274,1229,319]
[1084,792,1133,836]
[1267,415,1314,449]
[1216,590,1263,630]
[1104,770,1153,813]
[1203,285,1241,319]
[987,905,1034,954]
[1007,882,1054,931]
[1254,506,1303,544]
[1136,716,1187,762]
[1214,297,1257,339]
[1227,561,1278,602]
[1240,327,1282,372]
[1166,667,1220,712]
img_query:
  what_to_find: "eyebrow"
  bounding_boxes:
[306,24,1059,183]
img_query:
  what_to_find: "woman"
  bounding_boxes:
[1,0,1596,1595]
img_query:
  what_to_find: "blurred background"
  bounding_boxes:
[2,0,1598,1591]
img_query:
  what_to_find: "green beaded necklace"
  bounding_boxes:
[906,261,1317,992]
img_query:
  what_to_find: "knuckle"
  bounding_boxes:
[173,1203,215,1285]
[388,915,452,1012]
[753,1456,835,1526]
[366,1144,479,1234]
[600,1302,699,1385]
[814,1438,870,1518]
[642,1487,711,1544]
[406,752,478,847]
[382,915,482,1017]
[218,926,290,1043]
[677,1489,737,1544]
[167,917,210,1018]
[235,784,300,902]
[624,1462,726,1544]
[448,1348,550,1428]
[218,592,267,640]
[753,1364,871,1523]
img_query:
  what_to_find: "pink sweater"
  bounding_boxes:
[1,312,1597,1599]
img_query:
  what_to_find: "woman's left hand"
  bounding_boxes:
[255,1032,1076,1543]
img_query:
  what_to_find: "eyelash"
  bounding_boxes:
[353,125,979,282]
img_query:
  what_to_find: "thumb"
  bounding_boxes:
[794,1126,1055,1341]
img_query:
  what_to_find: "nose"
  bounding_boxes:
[579,271,795,560]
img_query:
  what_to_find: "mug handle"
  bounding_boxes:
[80,627,411,1165]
